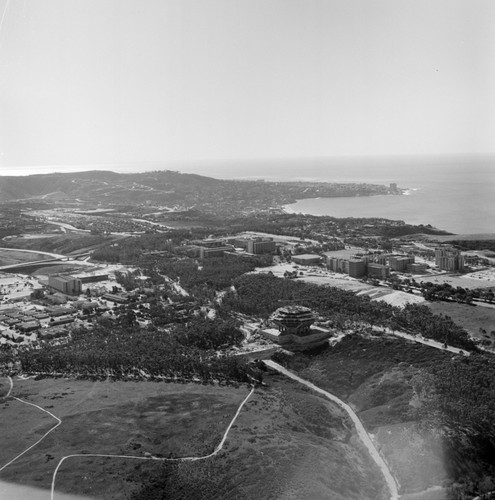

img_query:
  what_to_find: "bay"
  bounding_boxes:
[282,157,495,235]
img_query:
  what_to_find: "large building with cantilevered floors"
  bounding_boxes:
[261,305,331,351]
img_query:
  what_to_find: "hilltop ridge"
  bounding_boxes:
[0,169,400,215]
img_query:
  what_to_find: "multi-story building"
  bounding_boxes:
[367,263,390,279]
[199,245,234,259]
[389,255,414,272]
[435,247,464,272]
[327,257,349,274]
[48,275,82,295]
[407,262,428,274]
[291,254,322,266]
[348,259,366,278]
[246,239,276,254]
[261,305,331,351]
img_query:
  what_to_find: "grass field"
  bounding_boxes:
[0,375,387,500]
[0,378,248,499]
[130,374,388,500]
[427,301,495,340]
[0,248,52,267]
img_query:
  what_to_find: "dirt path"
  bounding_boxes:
[264,360,400,500]
[0,375,254,500]
[0,377,62,473]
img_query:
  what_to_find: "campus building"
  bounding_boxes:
[435,247,464,272]
[348,259,366,278]
[291,254,322,266]
[48,275,82,295]
[367,263,390,279]
[246,239,276,255]
[389,255,415,272]
[261,305,331,351]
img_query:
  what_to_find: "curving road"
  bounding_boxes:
[264,360,400,500]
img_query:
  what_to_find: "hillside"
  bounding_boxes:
[0,169,399,215]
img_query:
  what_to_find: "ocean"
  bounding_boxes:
[196,156,495,235]
[273,157,495,236]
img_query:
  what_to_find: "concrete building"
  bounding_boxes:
[367,263,390,279]
[246,239,276,255]
[407,263,429,274]
[389,255,414,272]
[327,257,349,274]
[348,259,366,278]
[435,247,464,272]
[261,305,331,351]
[199,245,234,259]
[48,275,82,296]
[292,254,322,266]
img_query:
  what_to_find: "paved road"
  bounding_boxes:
[264,360,400,500]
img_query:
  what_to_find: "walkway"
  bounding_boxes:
[264,360,400,500]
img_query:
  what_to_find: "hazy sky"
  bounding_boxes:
[0,0,494,174]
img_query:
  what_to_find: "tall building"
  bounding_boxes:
[48,275,82,295]
[389,255,414,272]
[246,239,276,254]
[435,247,464,272]
[367,263,390,279]
[348,259,366,278]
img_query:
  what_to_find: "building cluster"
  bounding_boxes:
[185,236,277,259]
[325,251,428,279]
[0,304,80,344]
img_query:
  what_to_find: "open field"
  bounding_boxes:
[0,248,53,267]
[417,273,495,290]
[0,375,388,500]
[427,301,495,340]
[130,374,388,500]
[0,378,249,499]
[272,334,456,495]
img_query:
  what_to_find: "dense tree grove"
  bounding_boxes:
[152,254,271,292]
[414,354,495,499]
[222,274,476,350]
[14,319,258,384]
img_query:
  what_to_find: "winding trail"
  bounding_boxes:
[264,360,400,500]
[50,385,254,499]
[0,375,254,500]
[0,377,62,473]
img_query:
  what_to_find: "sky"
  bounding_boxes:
[0,0,494,176]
